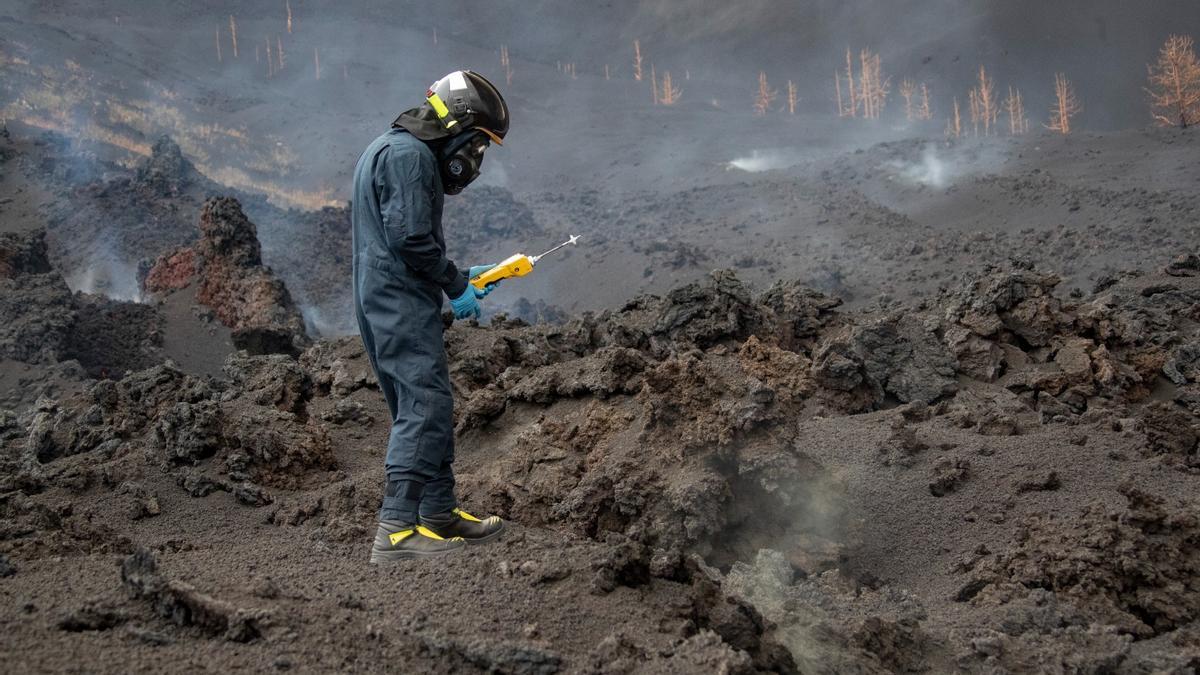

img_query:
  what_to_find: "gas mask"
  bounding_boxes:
[437,130,489,195]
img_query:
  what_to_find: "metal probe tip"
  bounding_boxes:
[531,235,581,263]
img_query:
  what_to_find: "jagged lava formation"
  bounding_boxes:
[142,197,310,356]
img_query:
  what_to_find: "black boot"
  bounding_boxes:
[420,508,505,544]
[369,520,466,563]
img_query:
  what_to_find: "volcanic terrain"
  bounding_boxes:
[3,2,1200,673]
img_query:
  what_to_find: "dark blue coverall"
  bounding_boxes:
[351,128,468,524]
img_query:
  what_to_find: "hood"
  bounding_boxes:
[392,102,457,142]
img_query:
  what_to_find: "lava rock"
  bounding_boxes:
[120,548,265,642]
[143,197,309,355]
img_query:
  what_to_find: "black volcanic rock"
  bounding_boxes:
[135,136,200,196]
[0,230,75,363]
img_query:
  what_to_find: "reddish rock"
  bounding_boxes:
[143,197,308,355]
[141,248,195,294]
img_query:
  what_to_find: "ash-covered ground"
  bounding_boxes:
[4,1,1200,673]
[3,123,1200,672]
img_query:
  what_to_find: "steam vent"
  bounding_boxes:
[2,2,1200,672]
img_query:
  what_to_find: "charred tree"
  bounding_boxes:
[1046,72,1081,134]
[754,71,777,116]
[1147,34,1200,128]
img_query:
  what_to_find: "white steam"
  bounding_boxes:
[477,157,509,188]
[728,149,802,173]
[300,301,357,337]
[886,144,1003,189]
[67,260,144,303]
[888,145,949,188]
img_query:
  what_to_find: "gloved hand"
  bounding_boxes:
[449,286,483,320]
[468,264,500,297]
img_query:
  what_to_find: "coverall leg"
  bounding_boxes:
[355,265,458,523]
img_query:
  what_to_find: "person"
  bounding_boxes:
[351,71,509,562]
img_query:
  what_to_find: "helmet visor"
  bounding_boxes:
[465,71,509,137]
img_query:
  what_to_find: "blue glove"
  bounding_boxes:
[468,264,500,297]
[449,286,482,320]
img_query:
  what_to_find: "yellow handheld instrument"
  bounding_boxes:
[469,235,580,291]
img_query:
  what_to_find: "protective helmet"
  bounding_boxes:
[424,70,509,144]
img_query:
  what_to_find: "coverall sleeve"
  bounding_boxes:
[375,145,468,299]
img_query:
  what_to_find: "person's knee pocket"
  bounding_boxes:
[412,391,454,472]
[427,390,453,419]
